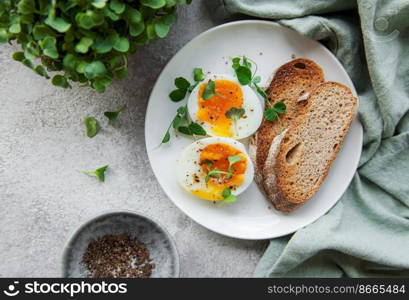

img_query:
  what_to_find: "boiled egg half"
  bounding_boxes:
[188,74,263,139]
[177,137,254,201]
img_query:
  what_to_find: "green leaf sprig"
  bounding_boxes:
[202,79,226,100]
[104,105,126,125]
[162,67,207,144]
[231,56,287,121]
[1,0,191,93]
[161,106,206,144]
[225,107,245,122]
[222,188,237,203]
[84,116,100,138]
[169,67,206,101]
[225,106,245,134]
[169,77,191,101]
[265,101,286,121]
[189,67,206,92]
[83,165,108,182]
[204,155,243,183]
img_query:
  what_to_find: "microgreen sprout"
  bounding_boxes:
[204,155,243,183]
[84,116,100,138]
[202,80,226,100]
[0,0,191,92]
[222,188,237,203]
[225,107,245,134]
[83,165,108,182]
[162,67,208,144]
[225,107,245,122]
[169,67,206,101]
[161,105,206,145]
[231,56,287,121]
[104,105,126,125]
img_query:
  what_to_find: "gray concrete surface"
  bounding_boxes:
[0,1,266,277]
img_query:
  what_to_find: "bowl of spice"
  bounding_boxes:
[62,211,179,278]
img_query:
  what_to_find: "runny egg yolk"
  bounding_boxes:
[197,80,243,137]
[190,143,247,201]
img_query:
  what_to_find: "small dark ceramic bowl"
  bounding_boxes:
[61,211,179,278]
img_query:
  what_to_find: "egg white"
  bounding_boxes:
[187,74,264,140]
[177,137,255,201]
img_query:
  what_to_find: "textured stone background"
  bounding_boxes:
[0,1,267,277]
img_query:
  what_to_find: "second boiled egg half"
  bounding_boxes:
[188,74,263,140]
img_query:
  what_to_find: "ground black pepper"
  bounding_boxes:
[82,234,155,278]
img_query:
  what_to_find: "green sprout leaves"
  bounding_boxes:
[265,102,286,121]
[52,75,69,88]
[188,67,205,92]
[84,116,100,138]
[161,105,207,144]
[141,0,166,9]
[169,68,206,102]
[161,131,171,144]
[204,155,243,184]
[154,14,176,38]
[84,61,107,79]
[104,106,126,125]
[110,0,126,14]
[169,77,191,102]
[231,56,287,122]
[187,122,207,136]
[83,165,109,182]
[92,0,109,9]
[222,188,237,203]
[228,155,243,166]
[225,107,245,122]
[39,36,58,59]
[0,0,190,92]
[163,67,209,144]
[194,67,205,82]
[232,57,252,85]
[202,80,216,100]
[202,79,226,100]
[75,37,93,54]
[203,156,241,203]
[225,107,245,135]
[45,17,71,33]
[235,66,252,85]
[17,0,36,15]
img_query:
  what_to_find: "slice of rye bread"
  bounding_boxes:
[249,58,324,191]
[263,82,358,213]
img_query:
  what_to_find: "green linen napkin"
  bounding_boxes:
[224,0,409,277]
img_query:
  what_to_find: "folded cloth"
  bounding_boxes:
[224,0,409,277]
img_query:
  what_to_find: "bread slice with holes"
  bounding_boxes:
[263,82,358,213]
[249,58,324,191]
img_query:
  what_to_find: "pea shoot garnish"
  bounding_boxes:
[204,155,243,183]
[222,188,237,203]
[225,106,245,128]
[84,116,100,138]
[161,68,208,144]
[161,105,206,144]
[265,102,286,121]
[169,68,206,102]
[104,106,126,125]
[227,155,243,172]
[169,77,191,102]
[193,67,206,82]
[202,79,226,100]
[83,165,108,182]
[231,56,287,121]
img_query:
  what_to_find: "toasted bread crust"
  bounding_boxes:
[267,82,358,213]
[252,58,324,192]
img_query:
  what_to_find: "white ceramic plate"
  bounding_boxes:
[145,21,362,240]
